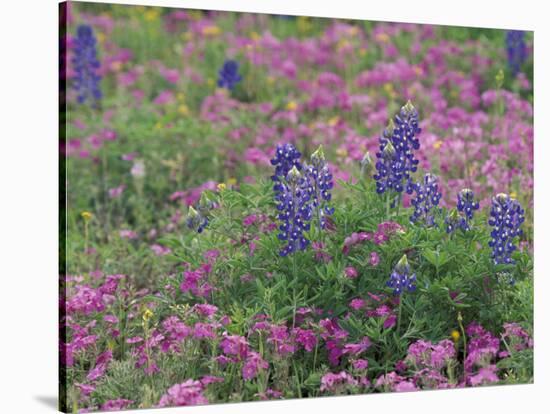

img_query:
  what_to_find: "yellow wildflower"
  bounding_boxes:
[328,116,339,127]
[337,39,350,52]
[217,183,227,192]
[144,8,159,21]
[376,32,390,43]
[433,140,443,150]
[142,308,154,322]
[178,104,189,116]
[227,177,237,186]
[348,26,359,37]
[81,211,93,221]
[336,147,348,158]
[202,25,221,37]
[110,61,123,72]
[286,101,298,111]
[451,329,461,342]
[188,10,203,20]
[96,32,106,45]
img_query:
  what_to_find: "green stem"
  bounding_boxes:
[312,339,318,371]
[396,194,401,217]
[397,296,403,335]
[458,312,467,378]
[386,192,391,220]
[292,254,297,328]
[84,221,89,253]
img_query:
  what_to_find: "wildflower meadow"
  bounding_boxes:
[59,2,534,412]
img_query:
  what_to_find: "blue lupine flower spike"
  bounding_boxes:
[275,166,313,257]
[72,25,102,106]
[387,254,416,295]
[505,30,526,77]
[306,145,334,230]
[270,143,303,188]
[445,188,480,233]
[217,60,242,90]
[488,193,525,264]
[374,101,421,200]
[410,173,442,227]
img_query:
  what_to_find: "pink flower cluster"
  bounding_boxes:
[343,221,405,254]
[157,380,208,407]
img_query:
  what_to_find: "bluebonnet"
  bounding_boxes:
[374,101,421,198]
[373,133,402,194]
[387,255,416,295]
[410,173,442,226]
[457,188,479,221]
[217,60,242,90]
[360,150,373,178]
[305,145,334,230]
[72,25,102,105]
[270,143,303,193]
[505,30,526,77]
[392,100,421,194]
[186,194,217,233]
[186,206,209,233]
[445,188,479,233]
[488,193,525,264]
[444,209,463,234]
[275,166,313,256]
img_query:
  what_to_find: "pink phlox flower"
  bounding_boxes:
[320,371,358,392]
[100,399,133,411]
[242,351,269,380]
[292,327,317,352]
[220,333,249,360]
[157,380,208,407]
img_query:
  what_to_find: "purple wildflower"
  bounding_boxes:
[387,254,416,295]
[410,173,442,226]
[157,380,208,407]
[488,193,525,265]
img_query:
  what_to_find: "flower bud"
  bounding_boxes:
[382,141,396,160]
[287,165,302,184]
[396,254,410,272]
[360,151,373,177]
[310,145,326,170]
[403,100,416,115]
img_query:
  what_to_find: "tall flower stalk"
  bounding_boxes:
[72,25,102,106]
[217,60,242,90]
[388,254,416,334]
[505,30,526,77]
[387,254,417,296]
[305,145,334,231]
[275,166,313,257]
[445,188,479,233]
[488,193,525,264]
[410,173,442,226]
[374,101,422,211]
